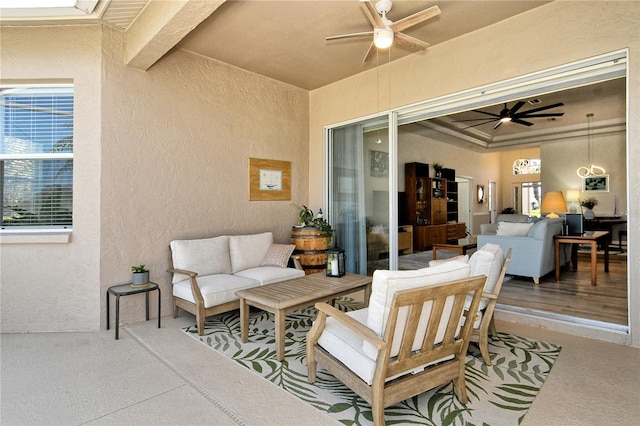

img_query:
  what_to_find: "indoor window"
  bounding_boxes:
[1,85,73,230]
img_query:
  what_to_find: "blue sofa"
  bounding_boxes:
[477,217,565,284]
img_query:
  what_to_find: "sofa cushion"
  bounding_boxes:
[261,243,296,268]
[229,232,273,273]
[363,261,471,359]
[467,243,504,310]
[172,273,259,308]
[235,266,304,285]
[319,307,457,385]
[497,222,534,236]
[170,236,232,284]
[428,254,469,268]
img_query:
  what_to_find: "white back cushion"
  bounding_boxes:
[170,236,231,283]
[363,261,471,359]
[229,232,273,273]
[468,243,504,294]
[496,222,534,236]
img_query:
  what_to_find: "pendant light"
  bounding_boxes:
[576,113,606,178]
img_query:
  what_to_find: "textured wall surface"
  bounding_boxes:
[309,1,639,346]
[0,25,309,331]
[99,28,309,326]
[0,26,103,332]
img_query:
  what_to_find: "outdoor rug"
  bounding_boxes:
[183,299,561,425]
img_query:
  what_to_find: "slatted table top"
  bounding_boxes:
[236,272,372,310]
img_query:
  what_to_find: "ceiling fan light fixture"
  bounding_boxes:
[374,27,394,49]
[500,116,512,123]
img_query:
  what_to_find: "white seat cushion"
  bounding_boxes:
[467,243,504,310]
[172,274,259,308]
[318,307,457,385]
[235,266,304,285]
[229,232,273,273]
[170,236,232,284]
[364,261,472,360]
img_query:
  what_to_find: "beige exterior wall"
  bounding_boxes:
[309,1,639,346]
[0,25,103,332]
[1,26,309,332]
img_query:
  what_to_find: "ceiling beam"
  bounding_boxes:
[124,0,226,70]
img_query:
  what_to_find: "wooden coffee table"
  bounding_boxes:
[432,237,477,260]
[236,273,372,361]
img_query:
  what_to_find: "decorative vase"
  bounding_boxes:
[132,271,149,285]
[583,208,595,220]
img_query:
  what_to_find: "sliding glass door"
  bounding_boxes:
[328,115,391,275]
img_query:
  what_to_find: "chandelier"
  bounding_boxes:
[576,113,606,178]
[513,158,529,173]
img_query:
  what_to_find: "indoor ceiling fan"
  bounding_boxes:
[454,101,565,130]
[326,0,441,62]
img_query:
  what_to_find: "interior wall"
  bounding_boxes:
[500,147,541,212]
[541,130,627,215]
[0,25,103,332]
[309,1,639,346]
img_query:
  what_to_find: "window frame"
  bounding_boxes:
[1,83,74,236]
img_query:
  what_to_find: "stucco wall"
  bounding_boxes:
[308,1,639,346]
[0,25,309,331]
[0,25,103,332]
[99,28,309,326]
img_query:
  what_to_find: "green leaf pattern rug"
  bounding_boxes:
[183,299,561,425]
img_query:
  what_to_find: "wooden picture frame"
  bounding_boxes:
[583,175,609,192]
[249,158,291,201]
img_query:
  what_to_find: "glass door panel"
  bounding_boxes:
[328,116,390,275]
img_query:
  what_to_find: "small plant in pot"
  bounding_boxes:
[580,197,598,219]
[131,264,150,286]
[432,162,444,177]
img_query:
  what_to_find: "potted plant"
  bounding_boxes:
[580,197,598,219]
[131,264,150,286]
[432,162,444,177]
[295,204,315,226]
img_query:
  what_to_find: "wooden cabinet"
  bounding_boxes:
[405,163,465,251]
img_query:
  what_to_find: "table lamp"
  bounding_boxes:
[541,191,568,218]
[566,189,580,213]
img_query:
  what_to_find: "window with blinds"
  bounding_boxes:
[1,85,74,230]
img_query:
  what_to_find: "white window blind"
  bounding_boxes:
[1,85,74,229]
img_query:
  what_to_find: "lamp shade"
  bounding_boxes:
[541,191,568,218]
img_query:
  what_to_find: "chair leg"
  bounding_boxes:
[452,365,469,404]
[307,349,317,383]
[478,330,492,366]
[197,312,205,335]
[173,304,179,318]
[488,317,497,337]
[533,277,540,285]
[371,400,386,426]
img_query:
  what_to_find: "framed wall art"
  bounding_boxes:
[370,150,389,177]
[583,175,609,192]
[249,158,291,201]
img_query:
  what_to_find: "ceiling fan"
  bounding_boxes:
[454,101,565,130]
[326,0,441,62]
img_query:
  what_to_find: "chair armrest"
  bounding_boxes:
[167,268,198,278]
[314,302,387,350]
[291,255,303,270]
[166,268,203,305]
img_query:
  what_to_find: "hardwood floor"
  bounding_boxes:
[499,253,628,325]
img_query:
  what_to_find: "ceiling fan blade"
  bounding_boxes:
[508,101,526,115]
[390,5,441,33]
[469,109,501,118]
[394,32,430,50]
[493,121,503,130]
[453,118,500,123]
[363,42,376,62]
[326,31,374,41]
[512,118,534,126]
[360,0,385,28]
[519,102,564,115]
[518,112,565,118]
[461,120,497,130]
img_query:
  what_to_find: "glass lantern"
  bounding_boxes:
[326,247,345,277]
